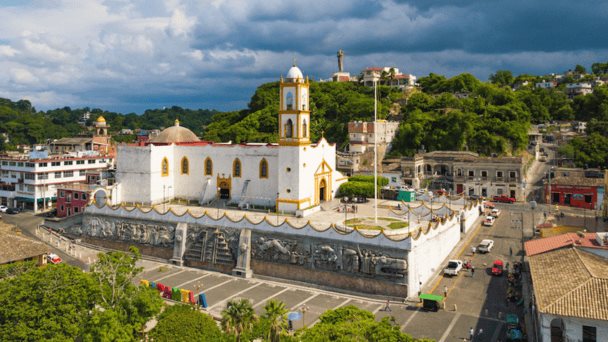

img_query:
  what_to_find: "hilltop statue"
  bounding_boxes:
[337,49,344,72]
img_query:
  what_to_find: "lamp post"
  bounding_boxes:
[194,281,203,310]
[530,200,537,242]
[163,185,172,212]
[216,187,221,219]
[300,304,310,329]
[276,192,280,225]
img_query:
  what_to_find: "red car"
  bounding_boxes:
[493,195,516,203]
[47,253,62,265]
[491,260,504,276]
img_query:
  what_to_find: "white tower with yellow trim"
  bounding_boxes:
[277,64,315,213]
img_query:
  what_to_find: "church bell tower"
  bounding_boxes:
[279,63,310,146]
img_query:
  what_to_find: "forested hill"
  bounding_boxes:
[201,81,402,148]
[1,69,608,166]
[0,98,216,149]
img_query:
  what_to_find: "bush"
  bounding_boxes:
[348,175,389,186]
[149,304,224,342]
[338,182,375,198]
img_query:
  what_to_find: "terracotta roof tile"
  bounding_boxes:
[529,248,608,321]
[524,233,602,256]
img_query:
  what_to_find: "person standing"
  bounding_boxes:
[471,266,475,277]
[509,246,513,256]
[443,285,448,298]
[477,328,484,339]
[384,299,391,312]
[469,327,474,341]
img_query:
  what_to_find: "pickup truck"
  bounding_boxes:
[477,239,494,253]
[443,260,463,276]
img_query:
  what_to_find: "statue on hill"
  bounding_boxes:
[337,49,344,72]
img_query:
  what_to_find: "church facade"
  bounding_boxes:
[116,65,346,214]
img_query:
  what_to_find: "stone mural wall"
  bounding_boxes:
[73,213,409,295]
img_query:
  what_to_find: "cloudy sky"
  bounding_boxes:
[1,0,607,113]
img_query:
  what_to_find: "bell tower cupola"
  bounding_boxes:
[279,62,310,146]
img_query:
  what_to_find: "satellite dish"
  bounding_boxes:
[94,190,107,207]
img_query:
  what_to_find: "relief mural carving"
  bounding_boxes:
[250,232,408,281]
[78,216,175,247]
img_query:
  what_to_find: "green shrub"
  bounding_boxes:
[348,175,388,186]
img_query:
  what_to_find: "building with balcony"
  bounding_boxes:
[361,67,416,88]
[400,151,525,200]
[0,149,113,212]
[347,120,399,154]
[566,82,593,98]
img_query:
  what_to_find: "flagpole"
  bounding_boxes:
[374,80,378,224]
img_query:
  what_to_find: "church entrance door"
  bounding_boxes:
[219,181,230,199]
[319,179,327,203]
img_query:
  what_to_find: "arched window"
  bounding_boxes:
[302,119,308,138]
[181,157,189,175]
[233,158,241,177]
[204,157,213,176]
[161,157,169,177]
[259,159,268,179]
[285,119,293,138]
[286,92,294,110]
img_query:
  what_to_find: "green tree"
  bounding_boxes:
[0,264,97,341]
[262,300,288,342]
[574,64,587,74]
[149,304,225,342]
[299,306,429,342]
[221,298,257,342]
[489,70,514,87]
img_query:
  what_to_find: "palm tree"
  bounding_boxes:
[221,298,256,342]
[262,300,288,342]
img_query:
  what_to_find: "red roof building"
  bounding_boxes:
[525,232,608,257]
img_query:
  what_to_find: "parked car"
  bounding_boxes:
[477,239,494,253]
[490,208,501,217]
[0,205,7,213]
[47,253,62,265]
[483,216,496,226]
[491,260,504,276]
[483,201,496,209]
[493,195,516,203]
[44,208,57,217]
[5,208,20,214]
[443,260,463,276]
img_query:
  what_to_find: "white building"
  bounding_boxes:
[566,82,593,98]
[361,67,416,88]
[528,247,608,342]
[348,120,400,154]
[116,65,346,215]
[0,150,113,211]
[535,80,557,89]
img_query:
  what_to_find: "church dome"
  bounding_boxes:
[149,119,200,144]
[286,65,304,80]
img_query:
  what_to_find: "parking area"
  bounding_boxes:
[135,206,525,341]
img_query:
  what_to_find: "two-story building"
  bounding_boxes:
[545,168,605,210]
[347,120,399,153]
[361,67,416,88]
[566,82,593,98]
[400,151,525,200]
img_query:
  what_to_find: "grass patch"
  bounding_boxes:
[345,217,408,230]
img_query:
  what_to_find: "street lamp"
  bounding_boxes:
[216,187,221,219]
[163,185,173,212]
[194,281,203,310]
[276,192,280,225]
[530,200,537,243]
[300,304,310,329]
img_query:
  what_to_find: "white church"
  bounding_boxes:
[116,65,346,215]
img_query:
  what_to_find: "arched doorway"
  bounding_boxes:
[319,179,327,203]
[550,318,564,342]
[219,181,230,199]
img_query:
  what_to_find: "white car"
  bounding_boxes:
[0,205,7,213]
[477,239,494,253]
[490,208,501,217]
[443,260,463,276]
[47,253,62,264]
[483,216,496,226]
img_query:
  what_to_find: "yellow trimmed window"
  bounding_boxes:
[233,158,241,177]
[204,157,213,176]
[181,157,189,175]
[259,158,268,179]
[161,157,169,177]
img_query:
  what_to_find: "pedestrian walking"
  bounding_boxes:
[477,328,484,339]
[384,299,391,312]
[509,246,513,256]
[471,266,475,277]
[443,285,448,298]
[469,327,474,341]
